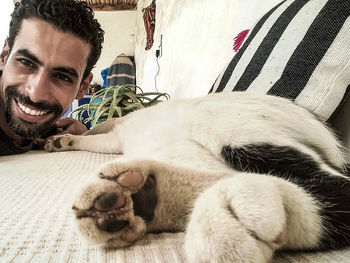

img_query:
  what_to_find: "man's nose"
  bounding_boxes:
[26,71,52,103]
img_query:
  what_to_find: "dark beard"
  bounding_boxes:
[4,87,63,139]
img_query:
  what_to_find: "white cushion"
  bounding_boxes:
[211,0,350,120]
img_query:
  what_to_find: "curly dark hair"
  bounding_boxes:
[8,0,104,81]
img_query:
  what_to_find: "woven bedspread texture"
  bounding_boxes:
[0,151,350,263]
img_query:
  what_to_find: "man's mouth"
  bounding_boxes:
[13,98,53,122]
[17,100,48,116]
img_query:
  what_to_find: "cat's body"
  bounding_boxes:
[45,92,350,262]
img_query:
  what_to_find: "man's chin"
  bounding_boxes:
[7,117,58,140]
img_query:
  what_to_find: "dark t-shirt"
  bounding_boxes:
[0,126,33,156]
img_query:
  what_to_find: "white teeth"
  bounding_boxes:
[17,101,47,116]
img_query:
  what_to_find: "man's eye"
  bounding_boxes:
[54,73,72,83]
[18,58,35,68]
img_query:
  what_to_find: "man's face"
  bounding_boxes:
[0,19,91,139]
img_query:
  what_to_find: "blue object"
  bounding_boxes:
[101,67,109,89]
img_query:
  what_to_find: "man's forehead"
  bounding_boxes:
[12,19,91,77]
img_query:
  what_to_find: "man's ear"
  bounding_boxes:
[75,72,93,99]
[0,40,10,70]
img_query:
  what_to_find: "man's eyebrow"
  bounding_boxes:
[16,49,42,65]
[53,67,79,79]
[16,49,79,79]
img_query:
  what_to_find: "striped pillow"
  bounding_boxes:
[210,0,350,120]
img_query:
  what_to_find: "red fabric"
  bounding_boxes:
[143,0,156,50]
[233,29,250,52]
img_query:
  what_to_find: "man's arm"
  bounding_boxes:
[33,118,88,148]
[54,118,88,135]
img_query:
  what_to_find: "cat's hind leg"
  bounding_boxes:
[72,156,231,247]
[184,173,322,263]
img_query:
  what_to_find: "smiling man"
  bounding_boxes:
[0,0,104,156]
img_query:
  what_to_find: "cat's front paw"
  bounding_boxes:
[45,134,76,152]
[73,160,157,247]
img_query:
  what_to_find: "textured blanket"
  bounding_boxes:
[1,151,349,262]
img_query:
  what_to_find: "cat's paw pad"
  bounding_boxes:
[45,134,75,152]
[73,161,157,247]
[99,168,145,192]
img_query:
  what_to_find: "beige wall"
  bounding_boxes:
[92,10,137,85]
[135,0,281,97]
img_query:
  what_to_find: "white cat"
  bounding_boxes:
[45,92,350,263]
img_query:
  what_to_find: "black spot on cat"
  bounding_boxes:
[132,174,157,222]
[94,192,119,211]
[68,140,73,147]
[221,144,350,249]
[222,144,325,176]
[97,217,129,233]
[53,138,62,149]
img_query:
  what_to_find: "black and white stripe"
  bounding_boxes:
[212,0,286,93]
[211,0,350,120]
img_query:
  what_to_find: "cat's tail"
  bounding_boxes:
[221,143,350,250]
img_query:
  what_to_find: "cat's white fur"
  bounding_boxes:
[45,92,347,262]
